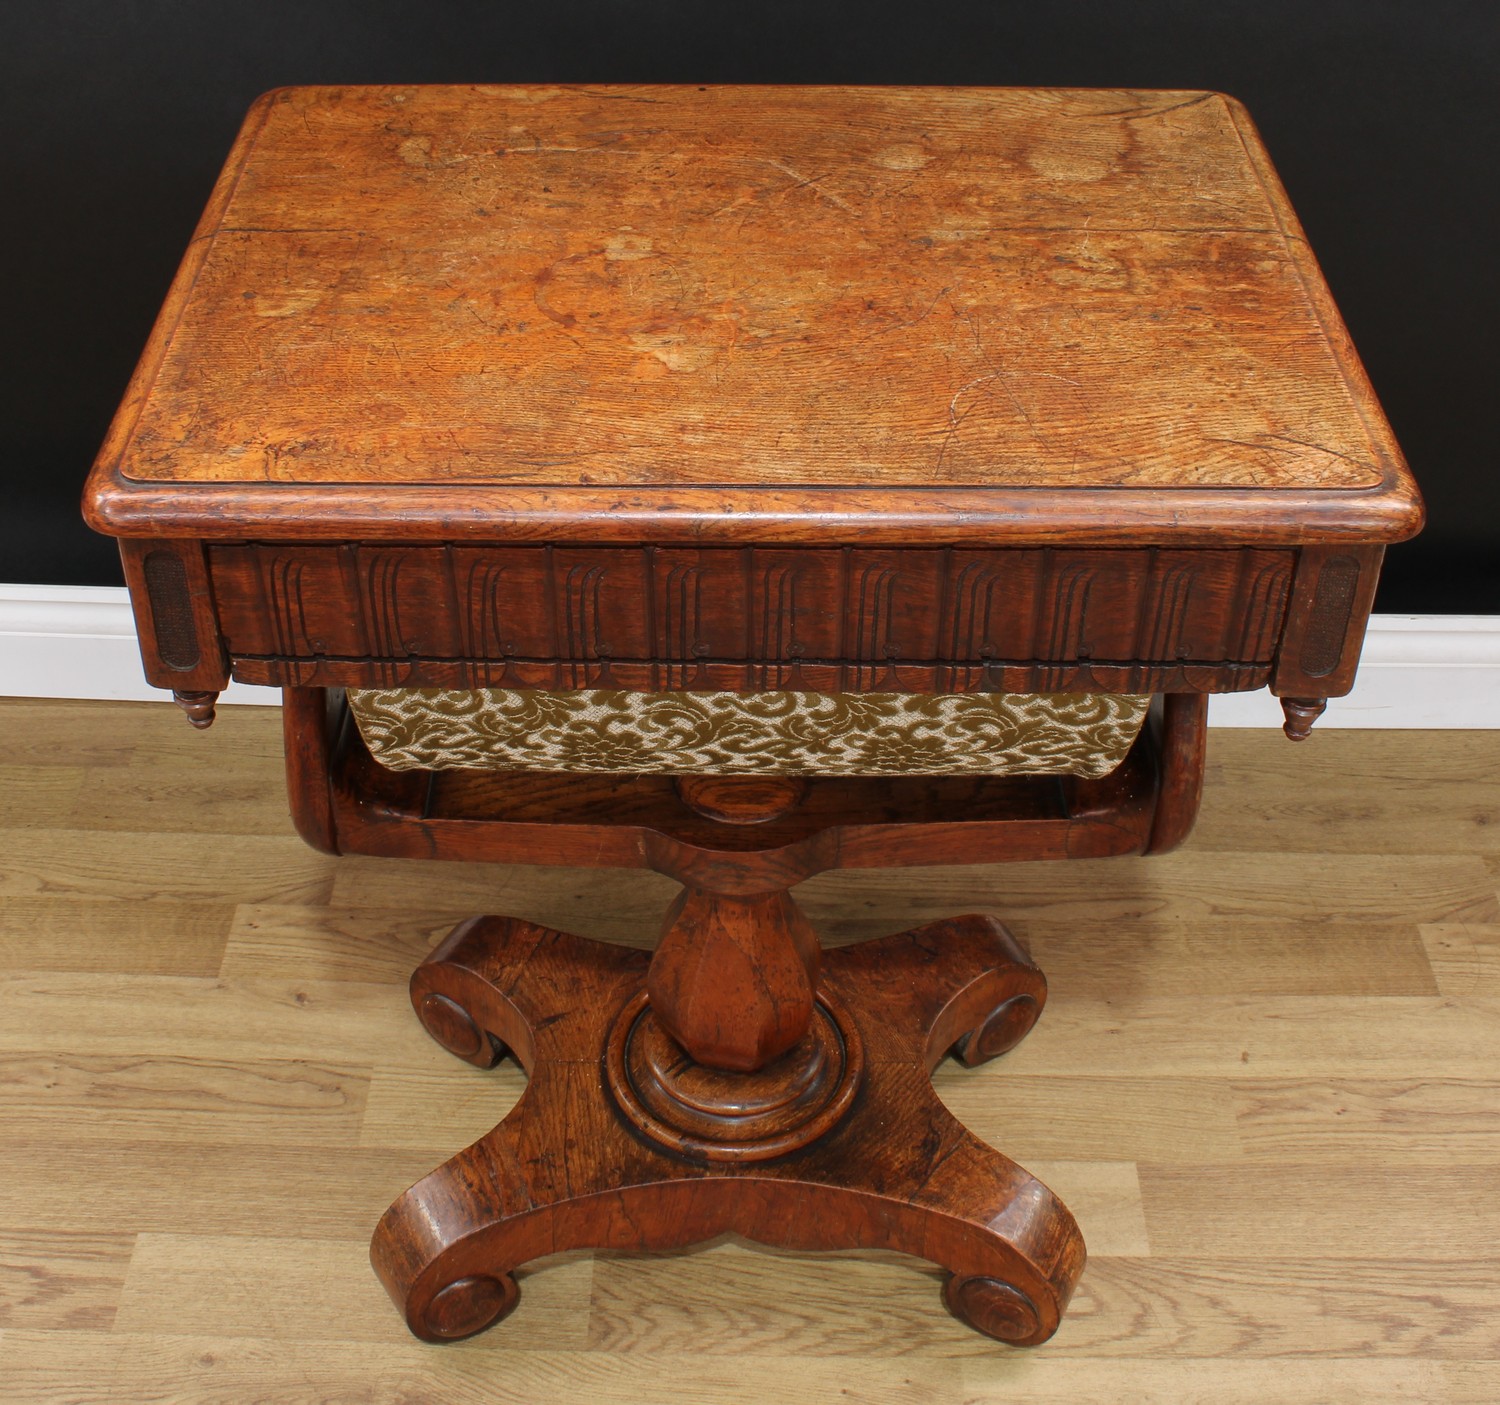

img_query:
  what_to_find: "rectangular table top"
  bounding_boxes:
[85,84,1420,547]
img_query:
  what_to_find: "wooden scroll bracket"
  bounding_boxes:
[281,687,1209,1347]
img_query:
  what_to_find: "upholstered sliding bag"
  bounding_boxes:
[347,688,1151,778]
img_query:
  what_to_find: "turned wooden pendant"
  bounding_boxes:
[171,689,219,729]
[1280,695,1329,740]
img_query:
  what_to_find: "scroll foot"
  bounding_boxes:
[944,1274,1047,1344]
[422,1272,519,1341]
[413,988,506,1069]
[952,989,1045,1068]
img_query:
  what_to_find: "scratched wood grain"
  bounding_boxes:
[107,86,1390,495]
[83,86,1421,552]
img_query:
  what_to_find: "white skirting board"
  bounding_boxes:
[1,584,1496,728]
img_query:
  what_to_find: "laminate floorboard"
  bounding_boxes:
[1,699,1497,1404]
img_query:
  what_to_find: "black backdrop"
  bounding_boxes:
[7,0,1496,611]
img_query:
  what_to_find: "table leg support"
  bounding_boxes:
[372,908,1084,1346]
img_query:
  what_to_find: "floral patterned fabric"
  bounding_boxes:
[347,688,1150,778]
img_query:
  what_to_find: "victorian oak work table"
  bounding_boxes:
[84,86,1421,1347]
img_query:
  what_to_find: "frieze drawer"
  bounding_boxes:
[206,543,1293,694]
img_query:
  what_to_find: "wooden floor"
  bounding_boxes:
[1,699,1498,1403]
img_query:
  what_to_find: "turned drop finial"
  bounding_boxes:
[1280,696,1327,741]
[172,690,219,729]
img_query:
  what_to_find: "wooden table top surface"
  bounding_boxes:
[86,85,1420,546]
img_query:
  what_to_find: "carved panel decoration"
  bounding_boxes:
[1299,555,1362,679]
[206,543,1295,695]
[117,540,232,695]
[142,550,202,672]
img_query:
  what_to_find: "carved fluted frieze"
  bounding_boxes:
[207,542,1295,694]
